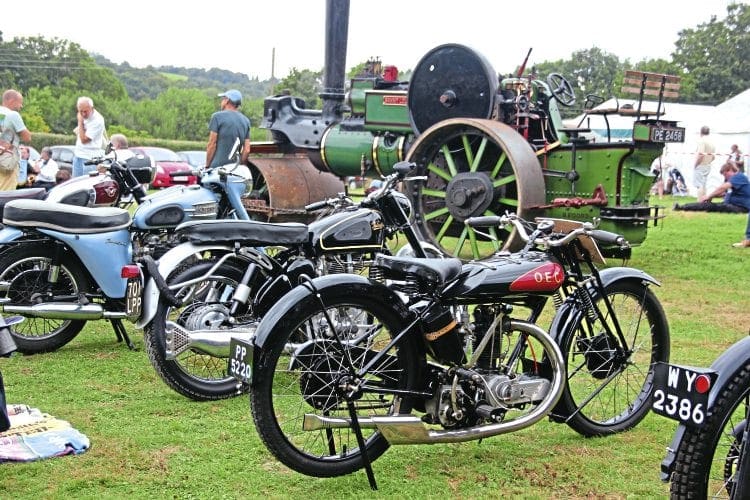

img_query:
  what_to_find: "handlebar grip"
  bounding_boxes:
[465,216,504,227]
[169,170,193,177]
[84,159,100,166]
[588,229,628,246]
[305,200,329,211]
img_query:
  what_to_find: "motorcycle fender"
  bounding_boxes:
[661,335,750,480]
[135,242,234,329]
[0,227,23,244]
[254,259,316,317]
[251,274,408,386]
[598,267,660,289]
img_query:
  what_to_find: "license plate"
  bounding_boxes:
[652,362,717,427]
[649,126,685,143]
[125,278,142,319]
[228,337,253,384]
[173,176,188,182]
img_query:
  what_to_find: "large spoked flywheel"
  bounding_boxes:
[405,118,545,260]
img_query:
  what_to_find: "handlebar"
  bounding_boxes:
[305,193,355,212]
[465,214,629,248]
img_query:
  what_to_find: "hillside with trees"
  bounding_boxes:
[0,3,748,143]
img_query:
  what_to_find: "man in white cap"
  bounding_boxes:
[205,89,251,169]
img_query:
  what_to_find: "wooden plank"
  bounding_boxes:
[620,86,681,98]
[622,78,681,90]
[624,70,680,83]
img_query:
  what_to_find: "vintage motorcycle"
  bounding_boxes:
[656,336,750,498]
[139,161,435,401]
[236,212,670,487]
[0,144,253,354]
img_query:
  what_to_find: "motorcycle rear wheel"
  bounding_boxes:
[251,288,419,478]
[0,246,88,353]
[555,280,670,436]
[669,364,750,499]
[144,260,257,401]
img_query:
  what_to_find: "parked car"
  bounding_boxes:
[129,147,197,188]
[49,145,75,174]
[177,150,206,170]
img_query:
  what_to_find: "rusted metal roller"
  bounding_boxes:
[245,155,346,223]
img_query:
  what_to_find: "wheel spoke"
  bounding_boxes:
[435,214,454,241]
[427,162,452,182]
[490,151,508,178]
[493,174,517,188]
[470,137,488,172]
[425,206,450,222]
[422,188,447,199]
[441,145,458,177]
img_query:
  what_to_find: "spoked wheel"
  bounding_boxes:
[669,369,750,498]
[405,118,545,260]
[251,286,419,478]
[555,281,670,436]
[144,259,261,401]
[0,246,88,353]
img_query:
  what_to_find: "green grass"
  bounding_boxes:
[1,195,749,498]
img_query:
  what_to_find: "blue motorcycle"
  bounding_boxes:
[0,144,254,354]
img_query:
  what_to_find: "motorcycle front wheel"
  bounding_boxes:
[0,245,89,353]
[555,280,670,436]
[669,364,750,499]
[251,287,419,478]
[144,259,257,401]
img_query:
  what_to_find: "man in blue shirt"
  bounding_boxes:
[674,162,750,213]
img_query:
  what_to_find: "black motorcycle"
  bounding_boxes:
[656,336,750,498]
[236,211,670,487]
[140,161,438,401]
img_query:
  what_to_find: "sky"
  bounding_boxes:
[2,0,743,80]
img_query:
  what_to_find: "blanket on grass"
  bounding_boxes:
[0,404,90,462]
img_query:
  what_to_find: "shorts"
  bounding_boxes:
[693,165,711,189]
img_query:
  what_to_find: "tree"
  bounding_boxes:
[672,3,750,103]
[273,68,322,108]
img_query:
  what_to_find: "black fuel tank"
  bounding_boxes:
[308,208,385,252]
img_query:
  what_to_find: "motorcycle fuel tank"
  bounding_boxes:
[132,185,219,229]
[46,173,120,208]
[307,207,385,252]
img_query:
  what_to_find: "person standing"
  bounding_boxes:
[693,125,716,199]
[205,89,250,169]
[17,144,30,187]
[729,144,744,173]
[31,146,59,191]
[0,89,31,191]
[72,96,106,178]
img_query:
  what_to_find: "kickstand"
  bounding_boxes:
[346,398,378,490]
[110,319,136,350]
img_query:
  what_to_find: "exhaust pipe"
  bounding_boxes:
[302,403,557,445]
[165,321,257,359]
[1,303,126,320]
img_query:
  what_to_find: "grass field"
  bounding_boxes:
[1,196,748,498]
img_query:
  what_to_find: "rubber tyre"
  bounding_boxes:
[250,286,419,478]
[144,260,254,401]
[669,364,750,499]
[0,245,88,353]
[556,280,670,436]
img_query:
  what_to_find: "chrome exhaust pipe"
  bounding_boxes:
[1,303,126,320]
[165,321,257,359]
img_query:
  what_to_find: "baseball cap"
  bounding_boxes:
[218,89,242,105]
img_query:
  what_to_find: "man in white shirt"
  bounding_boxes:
[72,96,106,178]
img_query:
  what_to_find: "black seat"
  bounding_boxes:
[176,219,309,246]
[373,254,463,286]
[0,188,47,220]
[3,199,131,233]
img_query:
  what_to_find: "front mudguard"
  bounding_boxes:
[547,266,661,423]
[661,335,750,480]
[250,274,411,387]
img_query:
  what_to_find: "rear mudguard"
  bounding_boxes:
[660,335,750,480]
[250,274,411,387]
[0,227,24,244]
[136,242,234,329]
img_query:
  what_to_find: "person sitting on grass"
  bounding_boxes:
[674,162,750,213]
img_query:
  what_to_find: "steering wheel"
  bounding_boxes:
[547,73,576,107]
